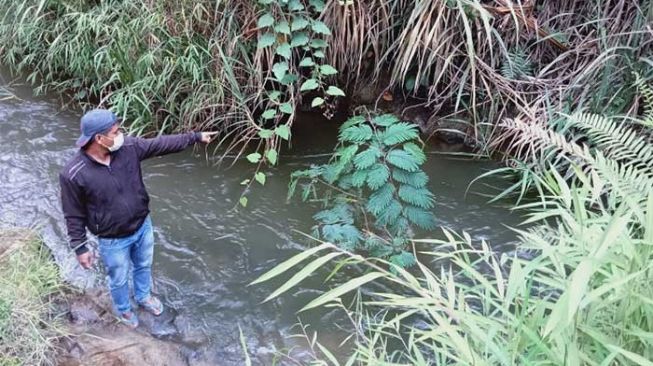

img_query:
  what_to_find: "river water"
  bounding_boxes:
[0,71,521,364]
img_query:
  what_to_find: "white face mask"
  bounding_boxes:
[101,132,124,152]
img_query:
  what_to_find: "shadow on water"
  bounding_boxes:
[0,70,522,364]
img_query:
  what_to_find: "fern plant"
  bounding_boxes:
[288,113,436,267]
[501,47,533,80]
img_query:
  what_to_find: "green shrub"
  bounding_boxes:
[288,112,435,267]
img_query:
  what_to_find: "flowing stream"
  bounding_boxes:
[0,70,522,364]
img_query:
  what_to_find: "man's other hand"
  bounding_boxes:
[77,251,93,269]
[200,131,218,144]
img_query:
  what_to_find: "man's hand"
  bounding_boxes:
[77,251,94,269]
[199,131,218,144]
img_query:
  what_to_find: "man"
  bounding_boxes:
[59,108,216,328]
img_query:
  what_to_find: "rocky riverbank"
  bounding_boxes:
[0,228,216,366]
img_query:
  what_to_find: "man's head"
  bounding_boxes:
[76,109,123,151]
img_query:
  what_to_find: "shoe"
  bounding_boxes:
[119,311,139,329]
[139,296,163,316]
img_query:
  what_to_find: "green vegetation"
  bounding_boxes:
[256,98,653,364]
[1,0,652,364]
[2,0,649,153]
[0,229,63,366]
[288,112,435,266]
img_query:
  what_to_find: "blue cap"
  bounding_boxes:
[76,109,118,147]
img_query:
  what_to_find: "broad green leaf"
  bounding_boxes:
[255,172,266,185]
[258,0,273,4]
[263,252,342,302]
[326,86,345,96]
[240,179,250,185]
[280,73,298,85]
[275,125,291,140]
[300,79,319,91]
[279,102,293,114]
[258,129,274,138]
[310,39,328,48]
[262,109,277,119]
[249,243,332,285]
[276,43,292,59]
[257,13,274,28]
[319,64,338,75]
[257,32,276,49]
[291,32,309,47]
[287,0,305,11]
[266,149,278,165]
[268,90,281,101]
[314,50,326,58]
[291,17,310,31]
[309,0,326,12]
[299,57,315,67]
[272,62,288,81]
[311,97,325,107]
[239,196,248,207]
[311,20,331,35]
[274,21,290,35]
[246,153,261,163]
[300,272,385,311]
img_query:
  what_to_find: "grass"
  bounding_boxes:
[0,229,63,366]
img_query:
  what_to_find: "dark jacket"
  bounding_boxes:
[59,132,201,255]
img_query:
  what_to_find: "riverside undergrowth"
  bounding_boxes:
[252,87,653,364]
[1,1,650,163]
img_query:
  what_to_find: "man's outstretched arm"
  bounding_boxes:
[133,131,217,161]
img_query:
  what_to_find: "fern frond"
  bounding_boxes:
[387,149,421,172]
[499,118,592,163]
[634,73,653,126]
[340,125,374,142]
[403,142,426,164]
[403,205,436,229]
[380,122,420,146]
[354,146,382,169]
[372,114,400,127]
[389,251,417,268]
[501,48,533,80]
[392,169,429,188]
[367,183,395,215]
[367,163,390,190]
[568,112,653,175]
[590,151,653,220]
[398,185,435,209]
[351,169,369,187]
[375,199,403,227]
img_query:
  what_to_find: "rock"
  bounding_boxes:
[57,326,188,366]
[57,289,191,366]
[68,295,102,325]
[173,313,209,346]
[138,305,179,339]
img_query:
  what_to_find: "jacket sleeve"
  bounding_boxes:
[133,132,202,161]
[59,173,89,255]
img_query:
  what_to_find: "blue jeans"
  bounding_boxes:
[98,216,154,313]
